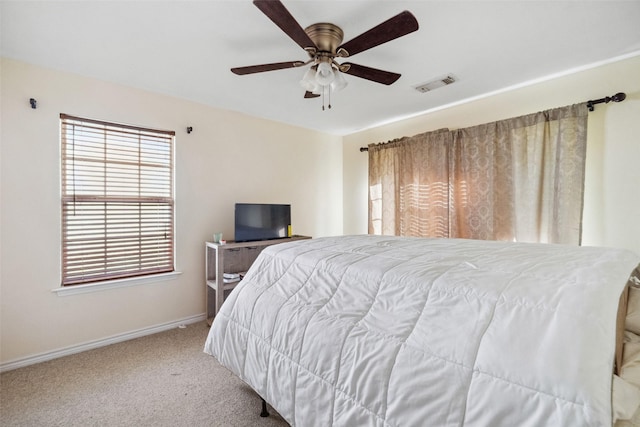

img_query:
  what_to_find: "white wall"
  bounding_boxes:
[343,54,640,256]
[0,58,343,365]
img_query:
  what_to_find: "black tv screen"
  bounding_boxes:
[234,203,291,242]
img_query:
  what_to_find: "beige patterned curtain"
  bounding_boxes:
[368,103,588,245]
[369,129,451,237]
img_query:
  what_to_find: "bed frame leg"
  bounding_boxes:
[260,398,270,417]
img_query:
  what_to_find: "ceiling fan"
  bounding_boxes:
[231,0,419,109]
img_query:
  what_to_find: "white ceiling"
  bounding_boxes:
[2,1,640,135]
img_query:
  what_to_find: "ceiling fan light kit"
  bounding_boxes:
[232,0,419,110]
[330,70,348,92]
[315,61,336,85]
[300,67,317,91]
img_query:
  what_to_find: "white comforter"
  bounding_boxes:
[204,235,640,426]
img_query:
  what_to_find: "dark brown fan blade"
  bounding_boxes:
[304,91,320,98]
[231,61,304,75]
[342,63,401,85]
[337,11,418,57]
[253,0,317,51]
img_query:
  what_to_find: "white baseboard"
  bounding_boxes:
[0,313,207,373]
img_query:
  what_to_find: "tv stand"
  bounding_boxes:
[205,236,311,325]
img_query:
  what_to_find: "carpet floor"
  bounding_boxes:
[0,322,289,426]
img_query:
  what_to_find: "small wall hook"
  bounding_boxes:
[29,98,37,109]
[186,126,193,134]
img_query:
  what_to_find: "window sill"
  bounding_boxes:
[52,271,182,296]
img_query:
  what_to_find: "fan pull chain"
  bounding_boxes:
[321,86,332,111]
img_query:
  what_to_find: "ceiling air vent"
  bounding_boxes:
[414,75,456,93]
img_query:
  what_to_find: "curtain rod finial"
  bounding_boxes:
[611,92,626,102]
[587,92,626,111]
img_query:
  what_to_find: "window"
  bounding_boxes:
[61,114,175,286]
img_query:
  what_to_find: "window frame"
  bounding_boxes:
[60,114,176,287]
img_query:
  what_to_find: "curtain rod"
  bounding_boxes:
[359,92,626,152]
[586,92,626,111]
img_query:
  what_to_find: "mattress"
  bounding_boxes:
[204,235,640,426]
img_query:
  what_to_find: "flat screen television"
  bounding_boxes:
[234,203,291,242]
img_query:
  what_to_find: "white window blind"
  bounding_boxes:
[61,114,175,286]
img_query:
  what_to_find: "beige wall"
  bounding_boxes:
[3,54,639,366]
[0,58,343,364]
[343,54,640,256]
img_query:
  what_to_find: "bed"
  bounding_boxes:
[204,235,640,426]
